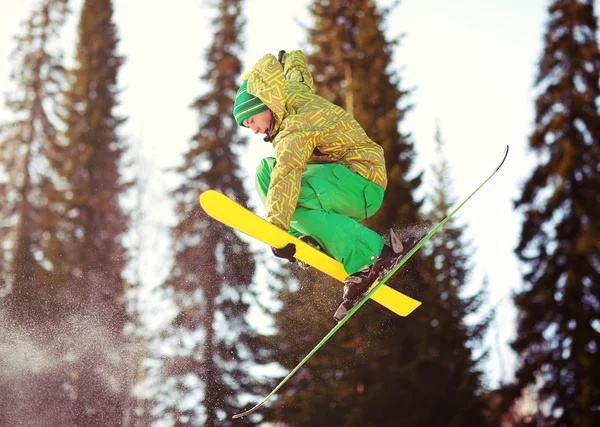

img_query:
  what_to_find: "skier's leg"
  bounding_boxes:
[289,207,384,274]
[257,158,408,320]
[300,163,385,222]
[256,158,385,274]
[292,163,386,273]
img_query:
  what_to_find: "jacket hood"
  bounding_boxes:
[241,54,287,137]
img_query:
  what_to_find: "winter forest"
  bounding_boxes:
[0,0,599,426]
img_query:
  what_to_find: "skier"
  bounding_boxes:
[232,50,413,321]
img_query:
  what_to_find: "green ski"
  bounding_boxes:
[232,145,509,419]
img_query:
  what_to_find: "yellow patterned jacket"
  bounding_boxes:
[243,50,388,231]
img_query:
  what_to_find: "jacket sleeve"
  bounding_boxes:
[280,50,314,93]
[266,132,317,231]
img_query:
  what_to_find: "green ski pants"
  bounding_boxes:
[255,157,385,275]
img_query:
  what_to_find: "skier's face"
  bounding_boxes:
[243,109,271,135]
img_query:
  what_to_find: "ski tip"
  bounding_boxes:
[495,145,509,172]
[198,189,217,207]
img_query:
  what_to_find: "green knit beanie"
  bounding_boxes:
[233,80,269,126]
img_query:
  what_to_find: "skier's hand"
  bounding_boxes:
[271,243,296,263]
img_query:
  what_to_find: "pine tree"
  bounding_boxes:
[124,139,165,427]
[418,124,491,426]
[308,0,420,232]
[57,0,131,424]
[506,0,600,424]
[0,0,69,324]
[0,3,72,423]
[159,1,262,425]
[262,2,497,426]
[305,0,423,318]
[264,1,423,425]
[0,1,131,425]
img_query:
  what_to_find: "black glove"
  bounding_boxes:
[272,243,296,263]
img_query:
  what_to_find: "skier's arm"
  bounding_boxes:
[266,134,316,231]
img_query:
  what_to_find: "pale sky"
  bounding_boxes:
[0,0,577,388]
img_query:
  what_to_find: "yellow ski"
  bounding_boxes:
[199,190,421,317]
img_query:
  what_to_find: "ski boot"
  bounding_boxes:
[332,226,430,322]
[333,229,404,322]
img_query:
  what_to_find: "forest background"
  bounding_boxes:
[0,0,598,426]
